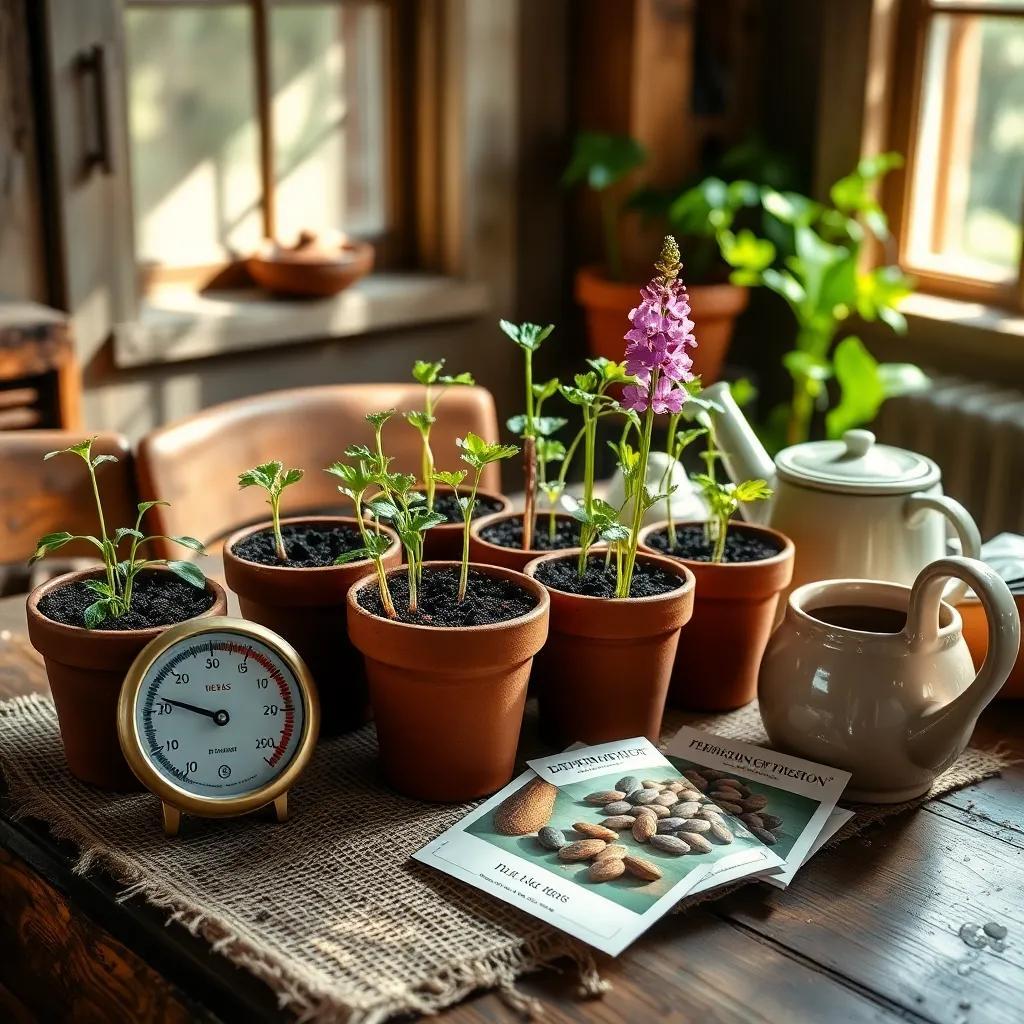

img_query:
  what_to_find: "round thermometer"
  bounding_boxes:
[118,617,319,836]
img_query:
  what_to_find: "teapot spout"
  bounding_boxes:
[702,382,776,525]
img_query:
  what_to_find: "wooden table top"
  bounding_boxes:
[1,562,1022,1024]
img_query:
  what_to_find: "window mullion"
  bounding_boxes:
[252,0,275,239]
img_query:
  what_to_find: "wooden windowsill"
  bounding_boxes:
[111,273,490,368]
[901,292,1024,337]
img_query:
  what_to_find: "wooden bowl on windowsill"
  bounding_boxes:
[246,231,375,298]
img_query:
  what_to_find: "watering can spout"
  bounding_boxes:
[702,382,777,525]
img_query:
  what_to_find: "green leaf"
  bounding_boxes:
[136,499,170,517]
[761,189,821,226]
[600,523,630,543]
[498,320,555,352]
[878,362,928,399]
[113,527,144,544]
[90,454,119,469]
[84,600,111,629]
[734,479,774,502]
[334,548,372,565]
[412,359,444,385]
[761,268,805,308]
[508,413,567,437]
[457,433,519,470]
[367,498,401,521]
[532,377,561,403]
[718,228,775,274]
[84,579,113,597]
[434,469,467,488]
[281,468,303,487]
[408,509,447,533]
[44,437,96,463]
[825,336,884,439]
[438,372,475,387]
[561,132,646,191]
[536,438,566,463]
[782,350,833,384]
[405,410,435,432]
[164,560,207,589]
[365,408,397,429]
[168,535,206,553]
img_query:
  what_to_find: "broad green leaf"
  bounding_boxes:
[782,350,833,383]
[113,527,144,544]
[561,132,646,191]
[84,579,113,597]
[84,600,111,629]
[536,438,566,463]
[281,468,303,487]
[334,547,372,565]
[761,268,805,308]
[434,469,467,488]
[91,454,119,469]
[29,531,77,562]
[368,499,401,520]
[409,510,447,533]
[44,437,96,462]
[168,535,206,553]
[734,478,774,502]
[412,359,444,385]
[365,409,396,429]
[165,560,207,589]
[600,523,630,543]
[718,228,775,274]
[532,377,561,403]
[878,362,928,398]
[137,499,170,516]
[438,372,474,387]
[825,336,884,439]
[405,410,435,432]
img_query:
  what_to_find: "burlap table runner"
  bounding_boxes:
[0,694,1006,1022]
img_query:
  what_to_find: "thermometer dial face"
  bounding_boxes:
[130,629,308,801]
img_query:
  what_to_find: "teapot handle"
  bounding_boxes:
[904,493,982,603]
[906,557,1019,758]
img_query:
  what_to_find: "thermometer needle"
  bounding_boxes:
[161,698,230,727]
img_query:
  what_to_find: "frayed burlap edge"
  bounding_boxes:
[0,694,609,1024]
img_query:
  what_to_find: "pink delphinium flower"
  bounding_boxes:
[621,237,697,413]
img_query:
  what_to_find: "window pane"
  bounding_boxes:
[907,13,1024,283]
[125,6,263,268]
[271,3,389,245]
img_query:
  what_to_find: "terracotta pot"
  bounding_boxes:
[417,485,512,561]
[960,592,1024,700]
[26,568,228,790]
[347,562,549,801]
[224,516,401,735]
[469,511,581,572]
[524,550,695,746]
[639,521,795,711]
[575,266,748,385]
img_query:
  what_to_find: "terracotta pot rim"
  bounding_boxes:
[638,520,795,570]
[469,510,579,554]
[524,548,695,604]
[346,560,550,635]
[225,515,400,574]
[26,566,226,641]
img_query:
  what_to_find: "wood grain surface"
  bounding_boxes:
[0,563,1021,1024]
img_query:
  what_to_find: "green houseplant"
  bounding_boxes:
[223,453,401,735]
[343,419,550,802]
[564,131,763,383]
[26,437,227,789]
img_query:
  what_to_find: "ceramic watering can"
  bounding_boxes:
[758,556,1020,802]
[702,382,982,602]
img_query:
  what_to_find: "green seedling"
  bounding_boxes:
[237,460,304,561]
[692,475,773,563]
[406,360,475,512]
[31,437,206,628]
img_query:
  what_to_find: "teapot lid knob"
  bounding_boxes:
[843,429,875,459]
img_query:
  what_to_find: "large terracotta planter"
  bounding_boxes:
[26,568,228,790]
[419,485,512,561]
[960,591,1024,700]
[224,516,401,735]
[346,562,549,801]
[575,265,748,384]
[639,521,794,711]
[524,550,695,746]
[469,511,581,572]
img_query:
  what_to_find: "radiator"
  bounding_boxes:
[873,375,1024,539]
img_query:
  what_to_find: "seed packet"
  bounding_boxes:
[663,727,852,889]
[413,737,785,956]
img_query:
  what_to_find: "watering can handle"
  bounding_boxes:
[907,556,1020,734]
[904,493,982,603]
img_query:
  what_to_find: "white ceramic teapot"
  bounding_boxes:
[702,382,982,602]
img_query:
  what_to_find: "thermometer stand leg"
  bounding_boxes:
[162,803,181,837]
[273,793,289,823]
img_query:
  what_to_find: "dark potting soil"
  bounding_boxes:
[233,523,376,568]
[478,514,582,552]
[38,571,215,630]
[533,554,683,599]
[356,566,537,627]
[431,491,505,525]
[645,524,783,564]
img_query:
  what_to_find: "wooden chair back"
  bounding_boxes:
[0,431,137,563]
[136,384,503,555]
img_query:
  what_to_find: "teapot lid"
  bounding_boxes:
[775,430,941,494]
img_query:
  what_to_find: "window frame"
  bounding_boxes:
[887,0,1024,311]
[123,0,409,292]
